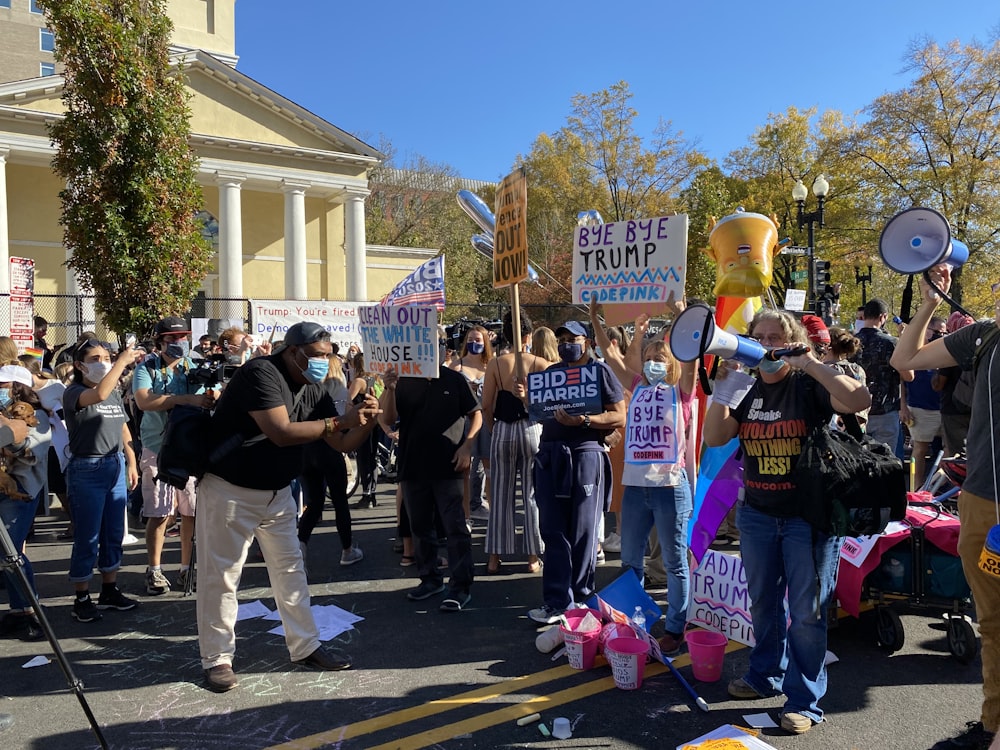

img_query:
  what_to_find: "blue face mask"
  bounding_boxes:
[0,388,11,407]
[643,360,668,384]
[558,342,584,363]
[758,356,787,374]
[467,341,485,355]
[164,339,190,360]
[298,350,329,384]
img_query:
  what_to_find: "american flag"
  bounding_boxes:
[380,256,445,310]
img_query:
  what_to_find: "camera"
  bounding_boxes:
[186,354,239,387]
[444,318,505,352]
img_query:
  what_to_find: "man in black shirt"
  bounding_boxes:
[380,342,481,612]
[196,322,380,693]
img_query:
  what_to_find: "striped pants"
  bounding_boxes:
[486,419,543,556]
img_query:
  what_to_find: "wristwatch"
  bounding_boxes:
[582,415,591,428]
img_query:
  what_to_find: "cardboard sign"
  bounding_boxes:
[526,363,603,421]
[572,215,688,325]
[357,305,439,378]
[250,299,366,353]
[688,549,755,646]
[625,383,679,464]
[784,288,806,311]
[494,168,528,288]
[9,257,34,353]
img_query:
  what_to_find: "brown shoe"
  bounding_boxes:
[204,664,238,693]
[294,645,352,671]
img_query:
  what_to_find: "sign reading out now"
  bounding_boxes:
[494,168,528,288]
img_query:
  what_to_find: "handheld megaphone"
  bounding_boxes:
[669,304,769,368]
[878,207,969,275]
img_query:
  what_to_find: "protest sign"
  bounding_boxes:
[625,383,679,464]
[357,305,438,378]
[526,363,603,422]
[572,214,688,325]
[494,168,528,288]
[250,299,366,353]
[688,549,755,646]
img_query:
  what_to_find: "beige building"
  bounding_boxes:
[0,0,436,341]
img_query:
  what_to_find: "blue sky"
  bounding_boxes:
[235,2,995,183]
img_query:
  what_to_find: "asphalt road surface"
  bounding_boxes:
[0,483,984,750]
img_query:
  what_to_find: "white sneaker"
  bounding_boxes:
[603,532,622,552]
[340,545,364,566]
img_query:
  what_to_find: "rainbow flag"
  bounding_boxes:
[24,347,43,359]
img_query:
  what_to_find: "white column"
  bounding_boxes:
[215,173,245,299]
[0,148,9,294]
[344,190,369,301]
[282,180,309,300]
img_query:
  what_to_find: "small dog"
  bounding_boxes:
[7,401,38,428]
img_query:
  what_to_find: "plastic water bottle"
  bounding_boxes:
[631,606,646,633]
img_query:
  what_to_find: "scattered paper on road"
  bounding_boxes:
[267,603,364,641]
[742,713,778,728]
[236,599,274,621]
[677,724,778,750]
[22,655,50,669]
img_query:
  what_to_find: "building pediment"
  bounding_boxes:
[0,50,383,174]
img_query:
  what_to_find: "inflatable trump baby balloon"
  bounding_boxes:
[704,208,787,298]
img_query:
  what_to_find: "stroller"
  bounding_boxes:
[835,456,977,664]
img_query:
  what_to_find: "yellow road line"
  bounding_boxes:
[269,641,745,750]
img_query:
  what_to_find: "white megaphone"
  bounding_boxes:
[669,304,769,368]
[879,207,969,275]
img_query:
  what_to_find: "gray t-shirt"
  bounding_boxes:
[63,382,127,457]
[943,321,1000,500]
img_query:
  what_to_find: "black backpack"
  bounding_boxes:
[156,404,212,489]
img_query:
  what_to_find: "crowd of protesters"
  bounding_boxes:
[0,294,991,748]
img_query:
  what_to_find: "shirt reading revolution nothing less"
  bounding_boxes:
[207,353,335,490]
[731,370,833,516]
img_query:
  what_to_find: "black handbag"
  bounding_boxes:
[792,383,907,537]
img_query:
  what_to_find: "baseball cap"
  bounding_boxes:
[0,365,34,386]
[283,322,331,346]
[800,314,830,345]
[555,320,591,339]
[154,317,192,336]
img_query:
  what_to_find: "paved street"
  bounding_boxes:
[0,482,985,750]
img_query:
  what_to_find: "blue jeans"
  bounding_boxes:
[1,488,40,610]
[68,453,127,583]
[867,411,903,459]
[620,475,692,634]
[736,502,842,723]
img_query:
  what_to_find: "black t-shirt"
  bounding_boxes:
[395,366,480,481]
[732,370,833,517]
[208,354,332,490]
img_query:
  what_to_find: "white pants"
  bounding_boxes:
[196,473,319,670]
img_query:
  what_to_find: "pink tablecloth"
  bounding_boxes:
[835,504,961,618]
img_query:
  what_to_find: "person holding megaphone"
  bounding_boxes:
[890,264,1000,750]
[703,309,870,735]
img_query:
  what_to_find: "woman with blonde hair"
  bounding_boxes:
[0,336,20,366]
[592,296,694,655]
[531,327,559,364]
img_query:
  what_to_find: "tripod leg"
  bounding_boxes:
[0,521,109,749]
[184,523,196,596]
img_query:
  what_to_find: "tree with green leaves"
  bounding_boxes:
[42,0,211,337]
[843,33,1000,310]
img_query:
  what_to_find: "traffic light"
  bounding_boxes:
[810,258,831,296]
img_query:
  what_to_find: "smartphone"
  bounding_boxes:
[125,333,137,348]
[892,316,902,325]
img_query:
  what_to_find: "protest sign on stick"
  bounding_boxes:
[572,215,688,325]
[494,168,528,289]
[357,305,439,378]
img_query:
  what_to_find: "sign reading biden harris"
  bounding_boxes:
[572,215,688,326]
[527,364,603,422]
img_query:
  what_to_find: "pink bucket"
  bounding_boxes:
[560,609,602,670]
[605,637,650,690]
[686,629,728,682]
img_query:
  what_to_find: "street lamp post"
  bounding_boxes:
[792,174,830,311]
[854,264,873,306]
